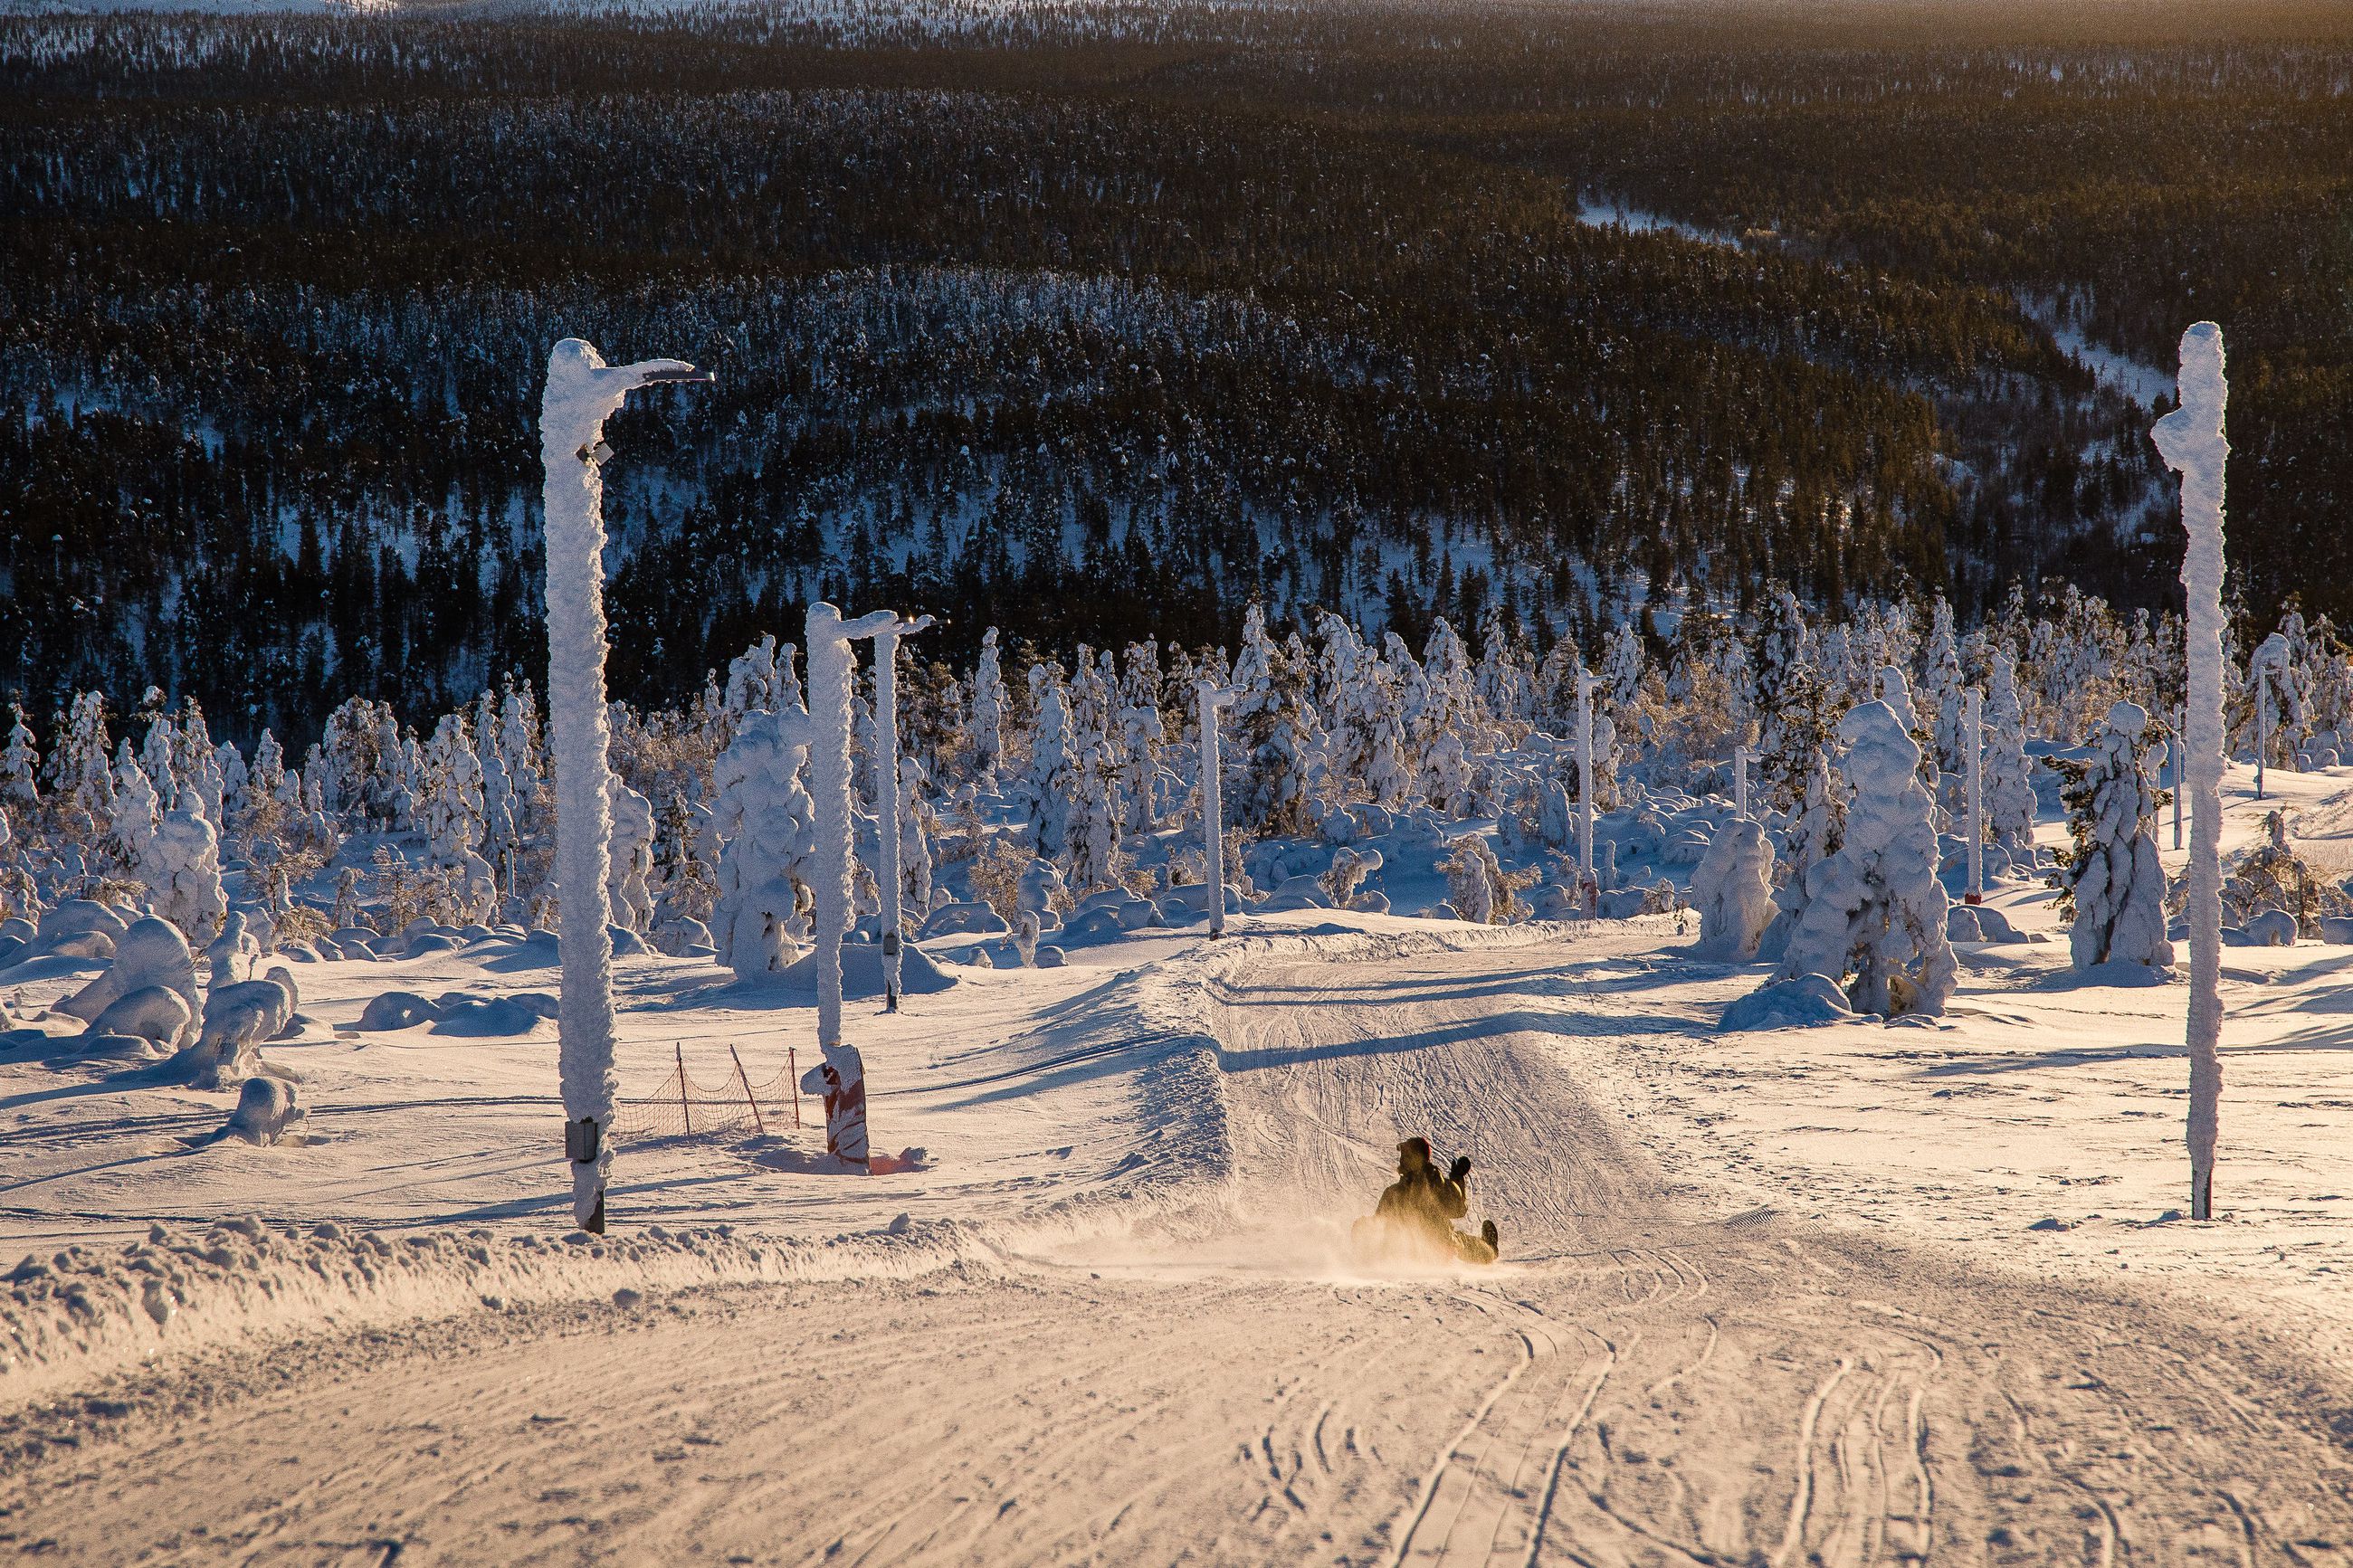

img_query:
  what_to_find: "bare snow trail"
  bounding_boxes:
[6,932,2353,1563]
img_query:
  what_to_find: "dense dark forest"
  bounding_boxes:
[0,0,2346,747]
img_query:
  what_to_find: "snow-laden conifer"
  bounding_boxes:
[1985,649,2037,860]
[970,627,1008,781]
[1771,698,1956,1015]
[0,707,37,813]
[2051,701,2174,971]
[710,707,817,979]
[1691,817,1776,961]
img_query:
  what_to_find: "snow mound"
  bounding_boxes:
[774,940,957,996]
[221,1077,303,1145]
[1720,974,1855,1031]
[919,901,1008,939]
[2243,910,2298,947]
[1948,904,2025,944]
[430,993,558,1037]
[355,991,441,1031]
[0,1216,1000,1415]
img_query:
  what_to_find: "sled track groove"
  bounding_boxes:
[1774,1355,1852,1568]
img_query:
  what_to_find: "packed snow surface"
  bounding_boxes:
[9,765,2353,1559]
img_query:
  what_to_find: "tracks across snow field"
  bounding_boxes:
[5,928,2353,1563]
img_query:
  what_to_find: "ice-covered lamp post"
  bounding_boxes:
[871,612,934,1012]
[1963,686,1985,906]
[540,337,710,1233]
[800,602,897,1169]
[1577,659,1596,908]
[1197,680,1235,938]
[2151,321,2229,1222]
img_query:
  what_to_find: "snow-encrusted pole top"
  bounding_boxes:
[2151,320,2227,1221]
[538,338,710,471]
[540,337,709,1234]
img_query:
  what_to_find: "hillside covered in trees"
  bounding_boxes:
[1,0,2346,747]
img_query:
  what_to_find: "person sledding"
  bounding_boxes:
[1352,1136,1499,1266]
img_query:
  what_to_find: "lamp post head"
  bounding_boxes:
[541,337,711,466]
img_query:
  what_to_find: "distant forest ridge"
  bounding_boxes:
[0,0,2347,746]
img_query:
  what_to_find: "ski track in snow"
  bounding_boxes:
[11,867,2353,1561]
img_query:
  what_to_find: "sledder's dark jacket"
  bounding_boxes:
[1375,1165,1469,1238]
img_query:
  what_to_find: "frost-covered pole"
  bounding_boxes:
[1576,660,1596,887]
[2152,321,2230,1222]
[2254,672,2270,802]
[1732,744,1750,820]
[540,338,709,1233]
[2174,705,2186,850]
[1198,680,1235,937]
[872,612,934,1012]
[1964,686,1985,906]
[802,603,896,1169]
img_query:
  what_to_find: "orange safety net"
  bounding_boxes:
[608,1045,810,1144]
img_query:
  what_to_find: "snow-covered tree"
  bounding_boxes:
[607,778,657,934]
[239,729,289,844]
[2051,701,2174,971]
[110,757,163,884]
[139,716,177,802]
[1599,622,1648,716]
[1764,746,1844,950]
[723,634,785,732]
[1024,676,1076,860]
[1236,668,1314,837]
[1440,833,1520,924]
[1691,817,1776,961]
[416,713,494,923]
[1985,649,2037,860]
[710,707,818,979]
[175,698,226,828]
[1118,641,1165,832]
[0,707,37,815]
[1423,617,1479,738]
[1417,730,1473,816]
[2242,629,2307,770]
[970,627,1008,781]
[1229,603,1280,732]
[1361,661,1414,811]
[1066,746,1124,894]
[1317,613,1375,793]
[1477,616,1536,728]
[51,690,114,835]
[151,791,227,939]
[1772,698,1956,1015]
[1384,631,1434,746]
[896,756,938,919]
[1920,595,1966,781]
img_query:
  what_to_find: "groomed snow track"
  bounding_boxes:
[5,926,2353,1564]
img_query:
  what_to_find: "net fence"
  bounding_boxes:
[608,1045,810,1144]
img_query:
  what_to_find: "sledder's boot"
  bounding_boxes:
[1481,1220,1500,1257]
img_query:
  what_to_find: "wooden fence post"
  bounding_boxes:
[731,1045,767,1137]
[789,1047,801,1128]
[676,1042,692,1136]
